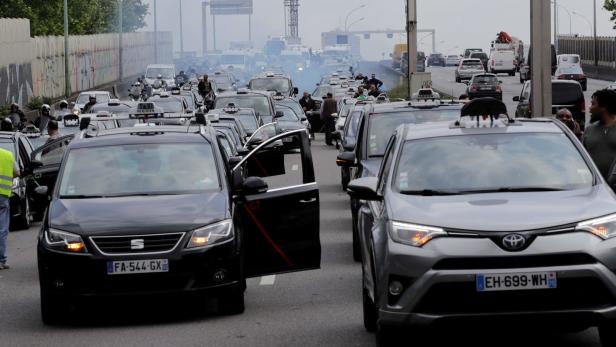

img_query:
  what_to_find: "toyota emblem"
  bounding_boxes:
[502,234,526,251]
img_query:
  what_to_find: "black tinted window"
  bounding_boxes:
[553,83,583,105]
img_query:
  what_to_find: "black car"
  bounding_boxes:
[208,105,261,136]
[469,52,489,70]
[333,102,369,190]
[248,73,298,97]
[337,101,464,261]
[214,90,277,124]
[427,53,446,67]
[513,80,586,129]
[37,125,321,324]
[0,131,36,230]
[466,73,503,100]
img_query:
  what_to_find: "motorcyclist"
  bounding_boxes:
[58,100,69,112]
[175,71,188,86]
[129,81,143,101]
[198,75,213,99]
[155,74,168,90]
[83,95,97,113]
[34,104,54,132]
[7,103,26,129]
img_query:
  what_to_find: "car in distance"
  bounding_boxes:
[427,53,446,67]
[445,55,461,67]
[466,73,502,100]
[555,65,588,91]
[455,59,485,83]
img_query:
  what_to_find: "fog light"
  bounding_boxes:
[213,269,226,282]
[389,281,403,296]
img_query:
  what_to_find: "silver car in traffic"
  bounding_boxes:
[455,58,485,83]
[349,100,616,347]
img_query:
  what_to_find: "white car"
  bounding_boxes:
[557,54,581,69]
[445,55,461,66]
[488,50,517,76]
[145,64,176,88]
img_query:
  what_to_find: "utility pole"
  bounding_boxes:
[119,0,124,80]
[179,0,184,57]
[594,0,598,66]
[63,0,71,97]
[202,2,208,55]
[154,0,158,63]
[553,0,558,53]
[530,0,552,118]
[249,15,252,42]
[213,14,217,50]
[406,0,418,99]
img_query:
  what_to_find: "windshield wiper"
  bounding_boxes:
[459,187,565,194]
[400,189,463,196]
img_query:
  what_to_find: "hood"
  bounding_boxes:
[49,192,228,236]
[389,186,616,231]
[361,158,383,178]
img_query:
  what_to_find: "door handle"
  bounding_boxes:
[299,198,317,204]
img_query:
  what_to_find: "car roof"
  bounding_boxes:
[401,119,564,142]
[78,91,109,96]
[69,126,212,149]
[217,90,271,98]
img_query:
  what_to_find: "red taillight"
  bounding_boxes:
[495,84,501,92]
[470,84,477,92]
[558,75,566,79]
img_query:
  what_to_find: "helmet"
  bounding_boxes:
[10,103,19,111]
[157,74,163,79]
[89,94,96,101]
[134,82,141,87]
[59,100,69,108]
[41,104,51,111]
[180,71,185,75]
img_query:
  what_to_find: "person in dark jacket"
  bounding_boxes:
[584,89,616,180]
[320,93,338,146]
[299,91,316,112]
[368,74,383,89]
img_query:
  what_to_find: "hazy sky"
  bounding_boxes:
[142,0,616,60]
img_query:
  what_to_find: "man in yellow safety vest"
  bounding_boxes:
[0,147,20,270]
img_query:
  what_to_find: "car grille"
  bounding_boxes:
[90,233,185,255]
[432,253,597,270]
[414,278,614,315]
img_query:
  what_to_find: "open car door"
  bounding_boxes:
[234,129,321,277]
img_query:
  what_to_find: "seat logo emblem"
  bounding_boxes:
[130,239,145,250]
[502,234,526,251]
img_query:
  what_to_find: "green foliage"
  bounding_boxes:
[26,97,44,111]
[0,105,10,117]
[605,0,616,30]
[387,82,409,100]
[0,0,149,36]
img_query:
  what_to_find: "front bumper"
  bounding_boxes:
[377,232,616,328]
[38,240,241,298]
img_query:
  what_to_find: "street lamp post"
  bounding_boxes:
[593,0,598,67]
[572,11,593,35]
[553,2,572,35]
[347,17,365,31]
[119,0,123,81]
[179,0,184,58]
[154,0,158,63]
[63,0,71,97]
[345,5,366,31]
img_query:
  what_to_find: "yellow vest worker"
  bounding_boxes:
[0,148,17,270]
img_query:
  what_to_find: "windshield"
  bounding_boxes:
[249,78,290,93]
[367,109,460,157]
[152,99,183,113]
[313,86,333,99]
[276,107,299,121]
[215,96,271,116]
[471,53,488,59]
[221,55,246,65]
[279,100,304,116]
[146,68,174,79]
[553,83,583,105]
[395,133,593,193]
[472,75,498,84]
[77,94,110,104]
[461,64,484,70]
[59,143,220,198]
[557,66,584,75]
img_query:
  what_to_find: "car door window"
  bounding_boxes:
[377,135,397,195]
[32,136,73,166]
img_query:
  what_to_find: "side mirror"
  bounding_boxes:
[30,160,43,169]
[301,116,307,122]
[242,176,268,195]
[293,87,299,95]
[513,96,520,102]
[343,139,356,151]
[336,151,356,168]
[499,80,503,84]
[275,111,285,119]
[35,186,49,196]
[347,177,381,201]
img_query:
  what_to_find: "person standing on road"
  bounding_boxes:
[368,74,383,90]
[0,146,20,270]
[320,93,338,146]
[83,95,97,114]
[198,75,213,98]
[299,91,316,112]
[583,89,616,180]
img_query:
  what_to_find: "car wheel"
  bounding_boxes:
[363,288,377,332]
[11,198,31,231]
[218,287,245,315]
[600,324,616,347]
[509,70,515,76]
[40,285,69,325]
[583,83,588,92]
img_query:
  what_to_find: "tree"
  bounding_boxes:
[605,0,616,30]
[0,0,149,36]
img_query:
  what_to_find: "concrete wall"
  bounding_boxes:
[558,35,616,68]
[0,18,173,105]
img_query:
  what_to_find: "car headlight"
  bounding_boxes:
[576,214,616,240]
[389,221,446,247]
[186,220,233,249]
[44,228,88,253]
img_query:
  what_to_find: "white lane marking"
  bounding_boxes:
[259,275,276,286]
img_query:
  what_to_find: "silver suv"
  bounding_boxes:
[349,99,616,346]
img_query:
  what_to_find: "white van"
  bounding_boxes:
[488,50,517,76]
[557,54,581,69]
[145,64,176,88]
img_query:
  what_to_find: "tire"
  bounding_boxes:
[11,198,30,231]
[363,288,377,332]
[40,285,68,325]
[600,324,616,347]
[509,70,515,76]
[218,287,245,315]
[455,77,460,83]
[341,169,350,191]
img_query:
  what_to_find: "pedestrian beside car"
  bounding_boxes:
[0,145,20,270]
[557,108,582,141]
[320,93,338,146]
[299,91,316,112]
[368,74,383,89]
[583,89,616,180]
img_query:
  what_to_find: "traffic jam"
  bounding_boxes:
[5,2,616,347]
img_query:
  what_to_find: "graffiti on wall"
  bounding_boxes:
[0,63,33,106]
